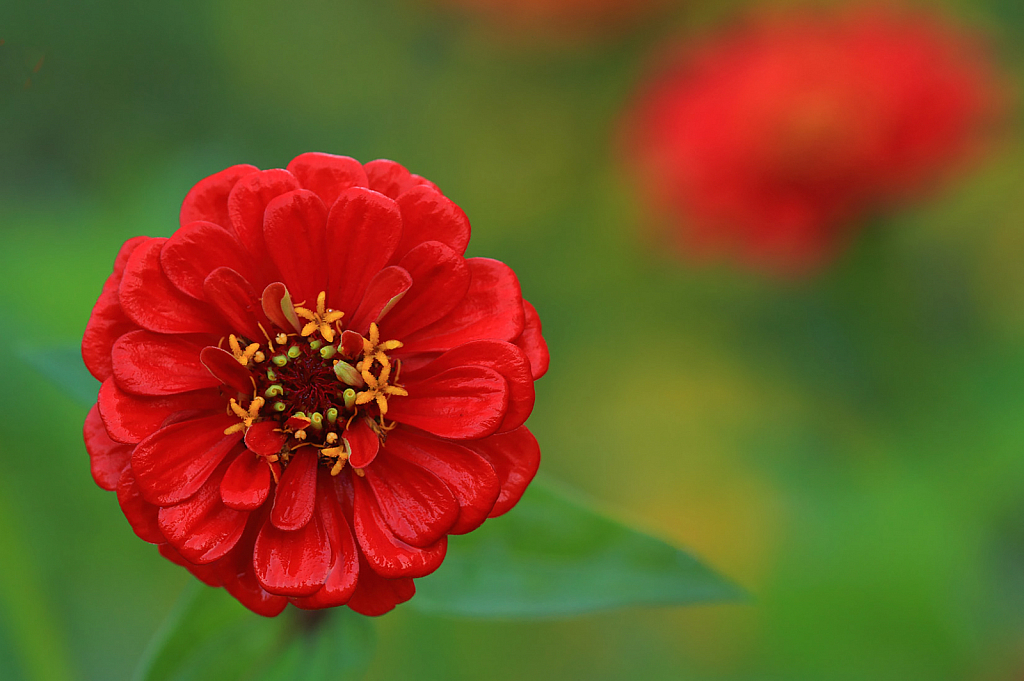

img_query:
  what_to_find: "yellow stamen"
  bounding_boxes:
[223,396,265,434]
[295,291,345,343]
[228,334,261,365]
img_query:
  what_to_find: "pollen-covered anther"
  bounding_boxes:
[355,359,408,417]
[224,396,266,435]
[228,334,261,366]
[321,442,350,476]
[360,322,403,370]
[295,291,345,343]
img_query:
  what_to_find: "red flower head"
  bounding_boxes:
[622,6,1004,274]
[81,154,549,616]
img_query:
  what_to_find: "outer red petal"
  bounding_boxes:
[180,164,259,228]
[352,475,448,578]
[463,426,541,517]
[220,451,272,511]
[82,236,149,381]
[360,451,459,547]
[514,300,550,380]
[111,330,219,396]
[98,378,222,444]
[363,159,437,200]
[404,340,534,434]
[157,458,250,564]
[83,404,132,491]
[401,258,525,355]
[117,466,165,544]
[286,152,368,208]
[292,472,359,609]
[380,241,471,340]
[346,266,412,335]
[119,238,222,335]
[132,414,242,505]
[346,553,416,616]
[203,267,270,341]
[392,185,471,263]
[325,188,402,317]
[263,189,329,305]
[389,365,509,440]
[160,221,255,300]
[385,429,500,535]
[253,505,332,597]
[159,543,223,587]
[269,448,318,531]
[226,168,301,278]
[213,508,289,617]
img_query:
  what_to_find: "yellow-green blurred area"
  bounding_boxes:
[2,0,1024,678]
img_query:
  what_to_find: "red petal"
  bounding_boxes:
[244,421,287,458]
[345,417,380,469]
[346,266,412,335]
[325,188,402,317]
[82,236,149,381]
[226,168,301,272]
[392,185,471,262]
[158,459,249,564]
[117,466,165,544]
[263,189,329,305]
[270,448,318,531]
[83,404,132,491]
[352,475,447,578]
[406,340,534,433]
[161,221,255,300]
[293,472,359,609]
[119,239,222,335]
[98,378,222,444]
[381,241,470,340]
[180,164,259,228]
[203,267,269,341]
[363,159,437,200]
[159,543,223,587]
[401,258,525,354]
[463,427,540,517]
[199,346,255,394]
[132,414,242,505]
[212,508,289,616]
[385,429,500,535]
[345,553,415,616]
[388,365,509,440]
[253,508,332,597]
[221,451,272,511]
[360,451,459,547]
[340,330,365,359]
[515,300,549,380]
[261,282,303,333]
[286,153,368,207]
[111,331,219,396]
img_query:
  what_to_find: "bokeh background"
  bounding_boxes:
[2,0,1024,678]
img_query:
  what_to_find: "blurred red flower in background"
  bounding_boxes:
[622,6,1004,274]
[82,154,548,616]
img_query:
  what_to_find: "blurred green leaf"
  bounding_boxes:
[16,344,98,405]
[410,478,743,618]
[135,584,375,681]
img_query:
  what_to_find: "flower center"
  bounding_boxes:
[222,291,407,476]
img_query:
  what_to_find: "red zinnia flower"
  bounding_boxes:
[81,154,549,616]
[622,6,1004,273]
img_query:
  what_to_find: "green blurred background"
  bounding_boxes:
[2,0,1023,678]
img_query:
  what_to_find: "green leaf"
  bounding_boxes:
[134,584,375,681]
[16,344,98,405]
[409,478,743,618]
